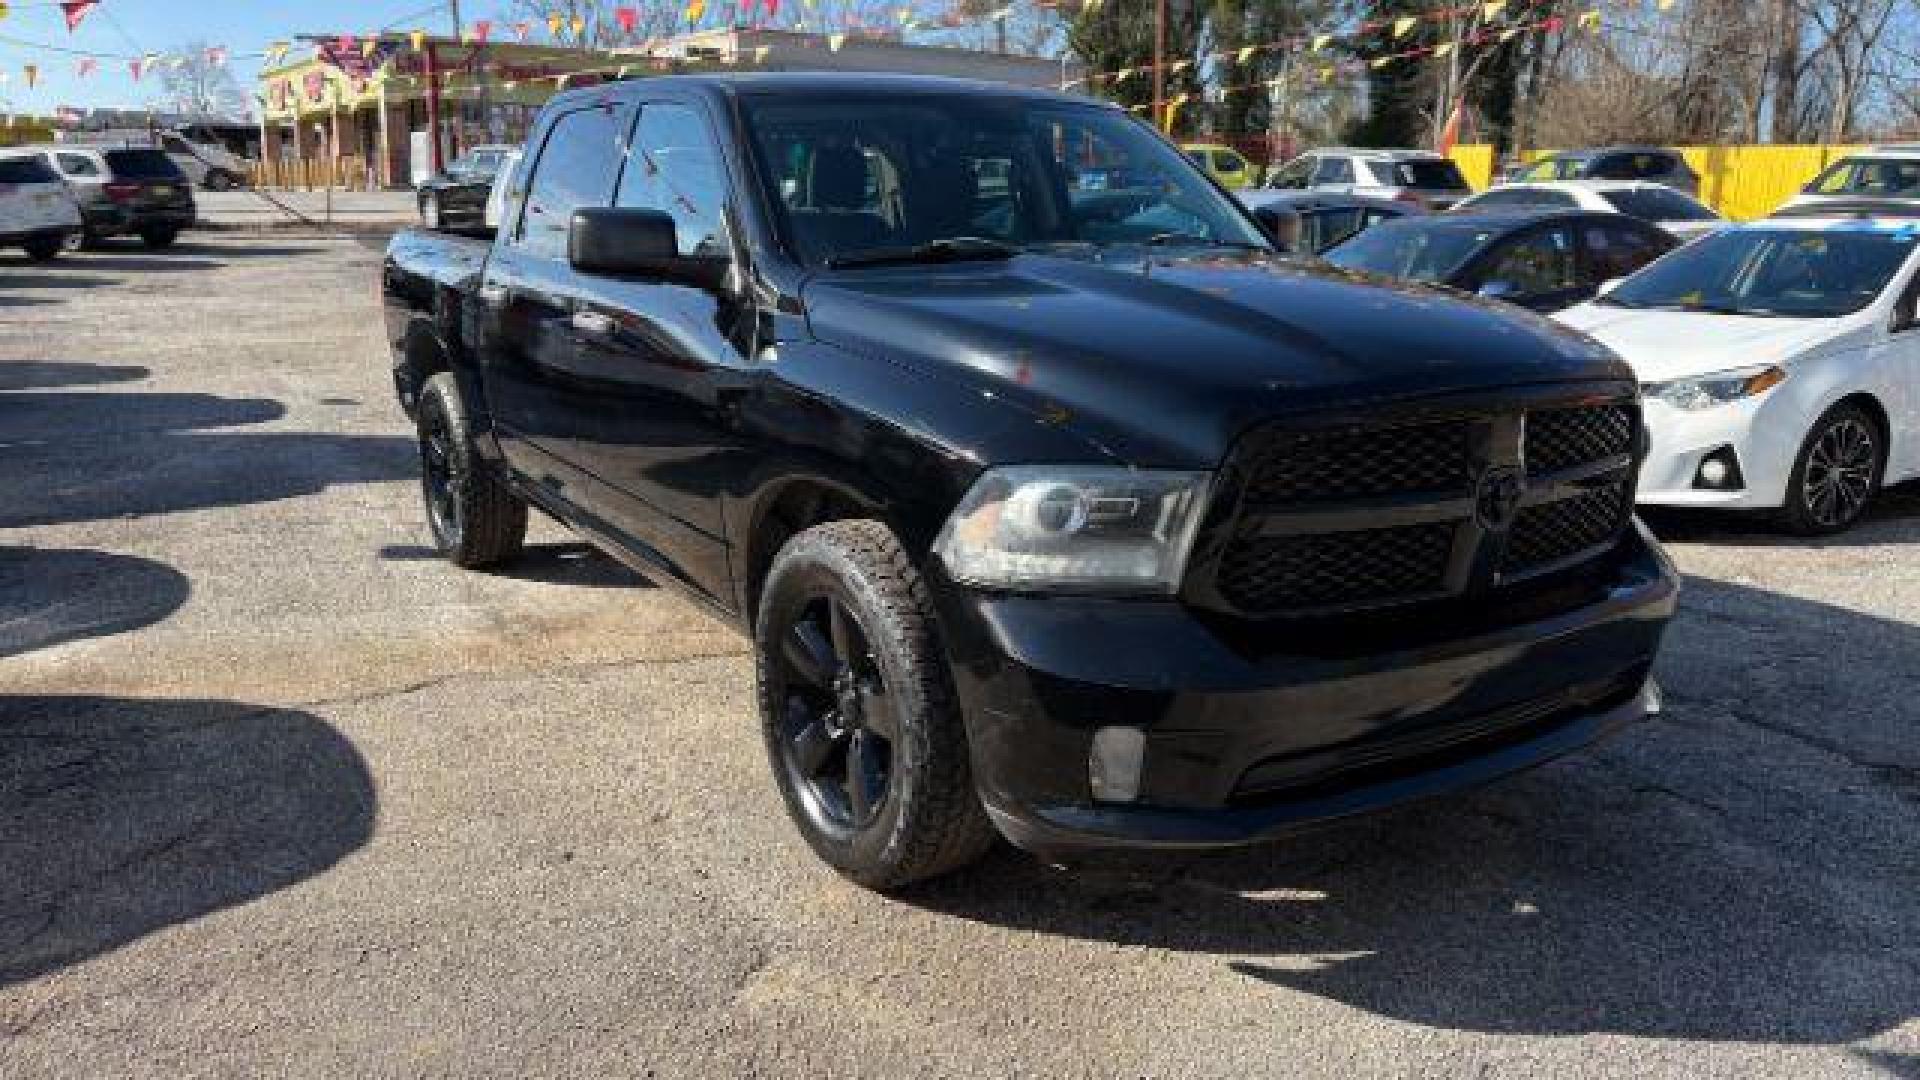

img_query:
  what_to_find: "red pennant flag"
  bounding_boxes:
[766,0,779,18]
[473,19,492,42]
[128,59,144,81]
[60,1,98,33]
[615,7,638,35]
[337,34,356,54]
[76,57,97,77]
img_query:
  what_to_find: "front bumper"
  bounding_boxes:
[1637,393,1791,509]
[933,521,1678,853]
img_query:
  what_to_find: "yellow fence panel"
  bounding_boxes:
[1449,143,1872,220]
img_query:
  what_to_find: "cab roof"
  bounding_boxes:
[548,71,1095,111]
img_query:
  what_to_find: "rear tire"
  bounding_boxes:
[23,237,62,262]
[416,371,527,568]
[756,520,996,890]
[1779,401,1884,536]
[139,226,179,249]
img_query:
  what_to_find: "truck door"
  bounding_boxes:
[475,99,631,494]
[555,97,750,606]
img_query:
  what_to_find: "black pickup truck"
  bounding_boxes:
[382,74,1678,889]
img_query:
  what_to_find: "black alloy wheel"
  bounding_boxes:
[1783,402,1883,535]
[774,592,898,835]
[419,393,462,545]
[414,372,526,568]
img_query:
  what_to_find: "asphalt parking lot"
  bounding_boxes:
[2,234,1918,1078]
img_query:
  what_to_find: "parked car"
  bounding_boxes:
[1181,142,1257,189]
[483,149,525,232]
[68,128,251,190]
[0,149,82,260]
[1500,146,1701,196]
[1558,216,1920,534]
[1264,148,1474,210]
[1779,148,1920,214]
[1235,190,1422,254]
[1322,208,1678,313]
[417,144,518,231]
[383,74,1676,889]
[1454,181,1725,241]
[22,144,195,248]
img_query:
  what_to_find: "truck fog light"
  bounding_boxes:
[1089,727,1146,803]
[1693,446,1745,491]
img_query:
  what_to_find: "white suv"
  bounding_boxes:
[0,149,82,261]
[1262,148,1474,210]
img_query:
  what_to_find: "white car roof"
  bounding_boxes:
[1735,215,1920,232]
[1496,180,1676,194]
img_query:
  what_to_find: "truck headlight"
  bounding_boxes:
[935,467,1212,594]
[1643,365,1786,411]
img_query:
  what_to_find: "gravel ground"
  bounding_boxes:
[1,235,1916,1079]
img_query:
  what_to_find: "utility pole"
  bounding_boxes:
[449,0,463,39]
[1151,0,1166,132]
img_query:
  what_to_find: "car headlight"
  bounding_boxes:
[1643,365,1786,411]
[934,467,1213,594]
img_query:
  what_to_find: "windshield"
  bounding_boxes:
[103,148,186,180]
[1606,228,1916,318]
[1600,187,1718,222]
[456,150,506,175]
[1390,159,1468,189]
[1808,157,1920,197]
[1321,219,1495,282]
[739,95,1268,267]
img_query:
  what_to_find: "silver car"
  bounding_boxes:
[1262,148,1474,211]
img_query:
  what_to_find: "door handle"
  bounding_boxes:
[478,284,508,309]
[571,310,615,337]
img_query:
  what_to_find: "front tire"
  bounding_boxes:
[140,226,179,249]
[756,520,996,890]
[416,372,527,568]
[1779,401,1884,535]
[23,236,62,262]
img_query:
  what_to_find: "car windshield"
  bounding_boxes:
[739,94,1269,267]
[1605,227,1916,318]
[103,148,186,180]
[457,150,505,174]
[1600,187,1718,222]
[1390,159,1467,189]
[1321,219,1496,282]
[1809,157,1920,197]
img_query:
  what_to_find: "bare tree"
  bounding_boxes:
[157,41,247,119]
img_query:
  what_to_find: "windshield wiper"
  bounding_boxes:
[1593,293,1641,308]
[1144,233,1268,251]
[825,237,1019,269]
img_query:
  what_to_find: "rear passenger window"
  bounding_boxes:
[515,103,630,259]
[1483,226,1578,295]
[1590,155,1639,181]
[1311,157,1353,185]
[1585,223,1668,281]
[616,102,729,259]
[0,157,58,183]
[57,153,100,177]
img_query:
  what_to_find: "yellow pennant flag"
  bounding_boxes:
[753,46,769,62]
[1500,26,1520,42]
[548,13,564,35]
[361,38,377,58]
[1082,0,1103,12]
[1236,46,1256,64]
[1319,66,1333,84]
[1171,59,1192,74]
[1578,8,1600,30]
[571,16,585,34]
[827,32,847,51]
[409,30,426,51]
[0,3,9,21]
[1433,41,1454,58]
[1112,67,1133,83]
[1369,55,1391,69]
[1656,0,1676,9]
[1482,0,1505,19]
[1392,16,1416,38]
[685,0,706,21]
[1311,33,1330,52]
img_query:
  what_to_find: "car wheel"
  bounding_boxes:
[139,227,179,249]
[421,192,442,231]
[1780,401,1884,535]
[77,230,105,251]
[756,520,996,890]
[416,371,527,568]
[23,237,62,262]
[204,170,237,192]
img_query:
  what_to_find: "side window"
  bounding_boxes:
[1270,156,1313,189]
[1311,156,1353,185]
[1483,226,1578,295]
[1213,150,1243,172]
[1639,154,1674,179]
[616,102,729,259]
[57,153,100,177]
[1313,207,1367,251]
[1584,222,1667,282]
[514,103,629,260]
[1590,154,1639,181]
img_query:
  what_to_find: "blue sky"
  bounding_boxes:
[0,1,527,112]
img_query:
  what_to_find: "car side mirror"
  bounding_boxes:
[1251,206,1302,253]
[1478,280,1520,300]
[1597,277,1626,296]
[1892,290,1920,333]
[569,207,729,291]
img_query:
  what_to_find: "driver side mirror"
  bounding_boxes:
[570,207,730,291]
[1597,277,1626,296]
[1250,206,1302,253]
[1892,288,1920,333]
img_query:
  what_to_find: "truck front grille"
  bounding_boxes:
[1207,397,1637,617]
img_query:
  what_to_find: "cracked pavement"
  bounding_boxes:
[2,236,1918,1078]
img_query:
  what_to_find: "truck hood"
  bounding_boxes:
[1555,304,1856,383]
[801,252,1628,467]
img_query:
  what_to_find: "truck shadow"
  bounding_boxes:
[3,390,284,444]
[377,542,656,590]
[0,547,190,659]
[908,575,1920,1046]
[0,361,148,390]
[0,695,375,987]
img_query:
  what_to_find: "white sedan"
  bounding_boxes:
[1455,180,1725,241]
[1556,216,1920,534]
